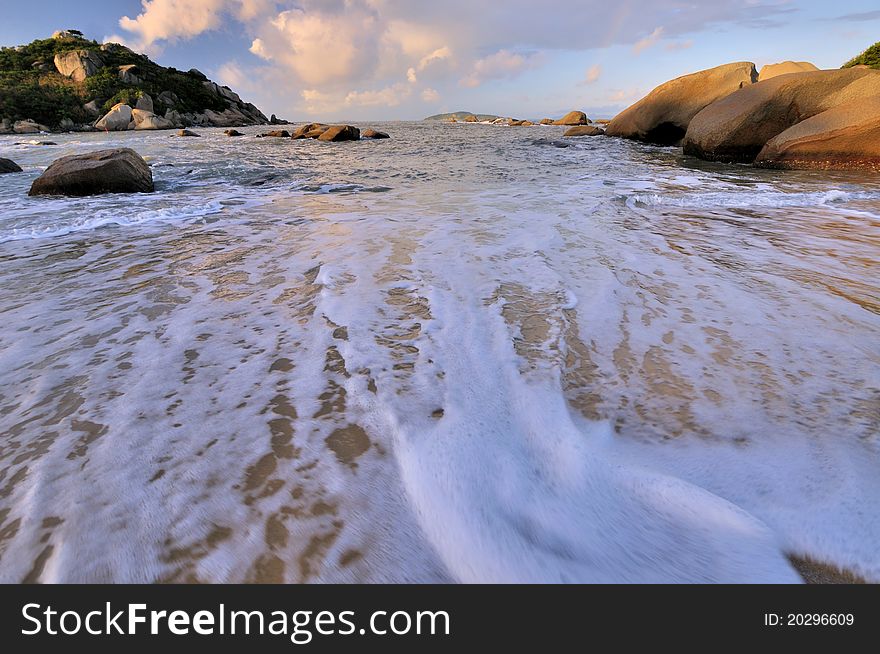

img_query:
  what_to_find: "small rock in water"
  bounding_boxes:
[256,130,290,138]
[177,129,201,137]
[563,126,603,137]
[224,129,244,137]
[317,125,360,142]
[362,129,390,139]
[0,158,23,174]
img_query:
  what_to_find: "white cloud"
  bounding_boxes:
[407,67,418,83]
[633,26,664,54]
[422,87,440,102]
[418,46,452,70]
[459,49,542,88]
[583,64,601,84]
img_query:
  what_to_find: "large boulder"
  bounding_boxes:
[257,130,290,138]
[28,148,154,196]
[13,120,50,134]
[291,123,329,139]
[463,115,478,123]
[754,96,880,171]
[54,50,104,82]
[606,62,757,144]
[157,91,180,107]
[552,111,589,126]
[0,158,22,174]
[540,118,554,125]
[758,61,819,81]
[132,109,173,130]
[362,129,390,139]
[564,126,603,137]
[135,93,154,113]
[95,103,133,131]
[683,67,880,163]
[317,125,360,142]
[118,64,141,85]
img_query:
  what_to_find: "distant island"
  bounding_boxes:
[0,30,274,134]
[424,112,502,122]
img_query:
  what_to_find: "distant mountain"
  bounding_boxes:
[424,111,501,122]
[0,30,270,132]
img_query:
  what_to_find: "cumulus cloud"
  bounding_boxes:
[459,49,542,88]
[422,87,440,103]
[582,64,601,85]
[112,0,795,115]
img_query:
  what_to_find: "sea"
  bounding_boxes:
[0,121,878,582]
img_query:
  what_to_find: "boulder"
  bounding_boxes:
[754,96,880,171]
[683,67,880,163]
[164,109,184,127]
[59,117,75,131]
[224,129,244,137]
[157,91,180,107]
[291,123,329,139]
[13,120,50,133]
[28,148,154,196]
[100,43,130,55]
[95,103,133,131]
[53,50,104,82]
[135,93,154,113]
[317,125,360,142]
[132,109,173,130]
[540,118,554,125]
[0,119,12,134]
[177,129,201,137]
[0,158,22,174]
[188,68,208,81]
[553,111,589,126]
[758,61,819,81]
[362,129,390,139]
[257,130,290,138]
[462,115,478,123]
[606,62,757,144]
[118,64,141,85]
[564,125,603,137]
[83,100,101,117]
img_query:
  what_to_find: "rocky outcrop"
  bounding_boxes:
[540,118,554,125]
[257,130,290,138]
[118,64,141,85]
[0,158,22,174]
[13,120,50,133]
[224,129,244,137]
[362,129,390,139]
[135,93,153,113]
[132,109,173,130]
[157,91,179,107]
[291,123,329,139]
[753,96,880,171]
[606,62,757,144]
[463,115,479,123]
[317,125,360,142]
[553,111,589,126]
[95,103,133,131]
[54,49,103,82]
[758,61,819,81]
[564,126,603,137]
[28,148,154,196]
[683,67,880,163]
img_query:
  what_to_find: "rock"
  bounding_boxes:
[203,81,242,104]
[553,111,589,126]
[758,61,819,81]
[52,30,82,40]
[164,109,184,127]
[606,62,757,144]
[224,129,244,137]
[683,67,880,163]
[53,49,104,82]
[362,129,390,139]
[135,93,154,113]
[754,96,880,171]
[463,115,478,122]
[0,158,22,174]
[58,117,75,131]
[100,43,130,55]
[0,119,11,134]
[13,120,50,134]
[291,123,329,139]
[564,125,603,137]
[257,130,290,138]
[15,140,57,146]
[132,109,173,130]
[83,100,101,117]
[28,148,154,196]
[95,103,133,131]
[177,129,200,137]
[118,64,141,85]
[317,125,360,142]
[540,118,554,125]
[188,68,208,81]
[157,91,180,107]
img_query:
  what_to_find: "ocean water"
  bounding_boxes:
[0,122,878,583]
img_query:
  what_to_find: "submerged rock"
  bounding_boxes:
[563,126,603,137]
[683,67,880,164]
[362,129,390,139]
[28,148,154,196]
[317,125,360,142]
[606,62,757,145]
[0,158,23,174]
[553,111,589,126]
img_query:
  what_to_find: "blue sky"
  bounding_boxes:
[2,1,879,120]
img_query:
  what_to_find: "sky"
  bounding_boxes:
[2,1,879,121]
